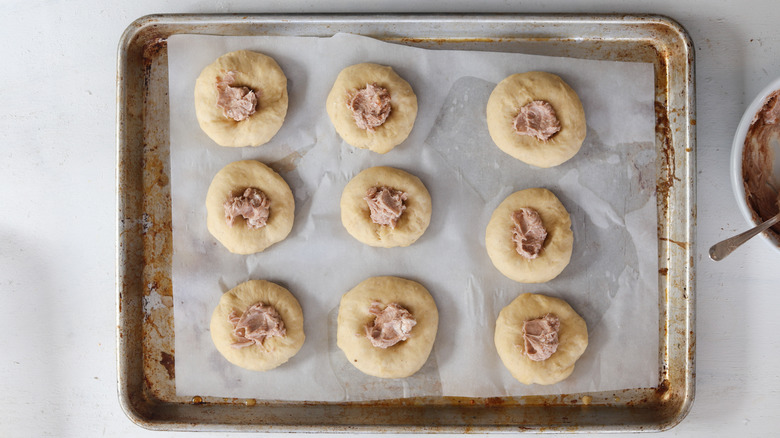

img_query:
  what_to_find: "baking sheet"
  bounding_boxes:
[167,33,658,401]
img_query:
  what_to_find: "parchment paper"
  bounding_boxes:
[168,33,658,401]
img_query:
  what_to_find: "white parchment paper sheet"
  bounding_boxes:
[168,33,658,401]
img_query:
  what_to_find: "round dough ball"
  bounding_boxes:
[485,188,573,283]
[337,276,438,378]
[195,50,288,147]
[326,63,418,154]
[206,160,294,254]
[340,166,431,248]
[494,293,588,385]
[210,280,305,372]
[486,72,586,168]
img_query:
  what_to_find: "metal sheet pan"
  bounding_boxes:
[116,14,695,432]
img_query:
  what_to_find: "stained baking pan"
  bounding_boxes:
[116,14,695,432]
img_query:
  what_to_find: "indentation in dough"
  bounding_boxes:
[520,313,560,361]
[364,186,408,228]
[513,100,560,141]
[215,71,258,122]
[223,187,271,229]
[228,302,286,349]
[365,302,416,348]
[511,208,547,259]
[348,83,392,131]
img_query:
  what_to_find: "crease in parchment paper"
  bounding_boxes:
[168,33,658,401]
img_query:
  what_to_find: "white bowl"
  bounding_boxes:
[730,76,780,253]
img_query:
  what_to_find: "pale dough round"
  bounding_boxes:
[326,63,418,154]
[206,160,294,254]
[485,188,573,283]
[210,280,305,372]
[486,72,586,168]
[194,50,288,147]
[340,166,432,248]
[337,276,438,378]
[494,293,588,385]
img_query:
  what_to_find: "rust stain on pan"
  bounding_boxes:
[655,94,676,219]
[397,37,503,45]
[160,351,175,379]
[484,397,505,406]
[659,236,688,250]
[655,379,671,398]
[143,37,167,67]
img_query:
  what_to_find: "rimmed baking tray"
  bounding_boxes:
[116,14,695,432]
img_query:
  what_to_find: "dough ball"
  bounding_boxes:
[494,293,588,385]
[486,72,586,168]
[194,50,288,147]
[485,188,573,283]
[210,280,305,372]
[337,276,438,378]
[326,63,418,154]
[340,166,432,248]
[206,160,294,254]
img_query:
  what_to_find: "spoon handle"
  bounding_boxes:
[709,213,780,261]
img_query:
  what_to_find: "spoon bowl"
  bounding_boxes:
[710,212,780,261]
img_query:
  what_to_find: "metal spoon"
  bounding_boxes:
[709,212,780,261]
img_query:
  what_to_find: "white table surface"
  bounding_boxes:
[1,1,778,436]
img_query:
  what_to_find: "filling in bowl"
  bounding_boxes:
[742,89,780,243]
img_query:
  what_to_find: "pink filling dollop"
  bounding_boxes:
[513,100,561,141]
[228,302,286,349]
[511,208,548,259]
[348,83,392,131]
[216,71,258,122]
[365,302,416,349]
[521,313,560,361]
[223,187,270,229]
[364,186,408,228]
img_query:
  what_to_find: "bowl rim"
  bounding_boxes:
[730,75,780,253]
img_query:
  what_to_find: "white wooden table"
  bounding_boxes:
[1,1,778,436]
